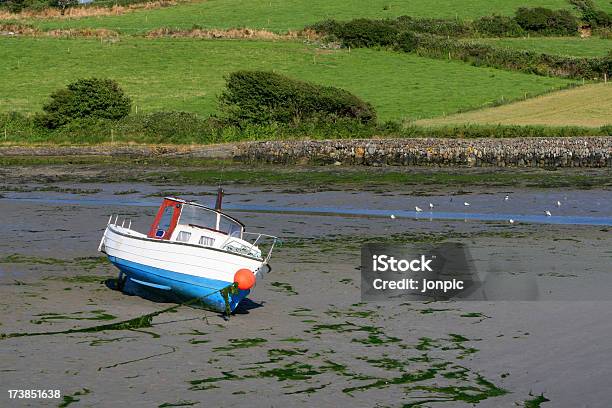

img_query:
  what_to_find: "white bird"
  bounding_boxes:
[415,206,423,212]
[429,203,434,209]
[504,195,509,201]
[545,210,552,217]
[390,214,396,219]
[556,201,561,207]
[509,219,515,224]
[464,202,470,206]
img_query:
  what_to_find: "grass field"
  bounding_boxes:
[17,0,574,34]
[594,0,612,13]
[0,37,575,121]
[479,37,612,57]
[417,83,612,127]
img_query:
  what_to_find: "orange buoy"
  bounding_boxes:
[234,268,256,290]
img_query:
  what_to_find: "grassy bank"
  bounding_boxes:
[0,37,576,123]
[478,36,612,57]
[417,83,612,127]
[11,0,574,34]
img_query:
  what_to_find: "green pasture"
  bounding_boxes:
[0,37,575,121]
[21,0,574,34]
[479,36,612,57]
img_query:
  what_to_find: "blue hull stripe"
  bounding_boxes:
[108,256,249,313]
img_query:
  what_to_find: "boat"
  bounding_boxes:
[98,190,278,314]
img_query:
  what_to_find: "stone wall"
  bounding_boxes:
[1,137,610,167]
[234,137,612,167]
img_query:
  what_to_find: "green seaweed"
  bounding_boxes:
[31,310,116,325]
[360,356,406,370]
[419,308,455,314]
[342,369,437,395]
[58,388,90,408]
[220,283,239,317]
[213,338,267,352]
[114,189,141,195]
[524,393,551,407]
[79,335,136,347]
[284,383,329,395]
[270,281,298,295]
[189,372,238,390]
[460,312,490,319]
[288,307,316,317]
[279,337,304,343]
[158,401,198,407]
[1,284,234,340]
[268,348,308,358]
[407,375,508,406]
[256,362,321,381]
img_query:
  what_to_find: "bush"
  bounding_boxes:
[0,0,49,12]
[219,71,376,125]
[515,7,579,35]
[38,78,131,129]
[473,15,526,37]
[310,18,399,48]
[395,31,419,52]
[570,0,612,28]
[395,15,473,37]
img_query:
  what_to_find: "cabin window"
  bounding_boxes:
[176,231,191,242]
[156,206,174,237]
[179,205,218,231]
[218,215,242,237]
[199,236,215,246]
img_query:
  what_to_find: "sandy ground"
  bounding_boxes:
[0,184,611,407]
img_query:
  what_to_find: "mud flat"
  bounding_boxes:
[0,178,611,407]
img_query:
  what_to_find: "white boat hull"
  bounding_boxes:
[100,224,266,312]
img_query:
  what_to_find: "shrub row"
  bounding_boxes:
[0,111,380,144]
[0,0,155,13]
[514,7,578,35]
[2,111,609,145]
[310,18,612,79]
[570,0,612,28]
[308,7,583,42]
[405,33,612,79]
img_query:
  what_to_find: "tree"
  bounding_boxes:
[49,0,78,15]
[39,78,131,128]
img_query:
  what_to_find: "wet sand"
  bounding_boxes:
[1,182,612,407]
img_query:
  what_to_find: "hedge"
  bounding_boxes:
[218,70,377,125]
[308,7,580,40]
[310,17,612,80]
[404,33,612,80]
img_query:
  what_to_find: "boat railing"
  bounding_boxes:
[221,232,280,263]
[107,214,133,230]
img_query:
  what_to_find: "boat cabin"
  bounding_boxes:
[147,197,255,255]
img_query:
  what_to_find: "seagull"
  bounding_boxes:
[429,203,434,210]
[509,219,515,224]
[545,210,552,217]
[390,214,396,219]
[415,206,423,212]
[464,202,470,206]
[556,201,561,207]
[504,195,509,201]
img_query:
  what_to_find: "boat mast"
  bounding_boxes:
[215,187,224,210]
